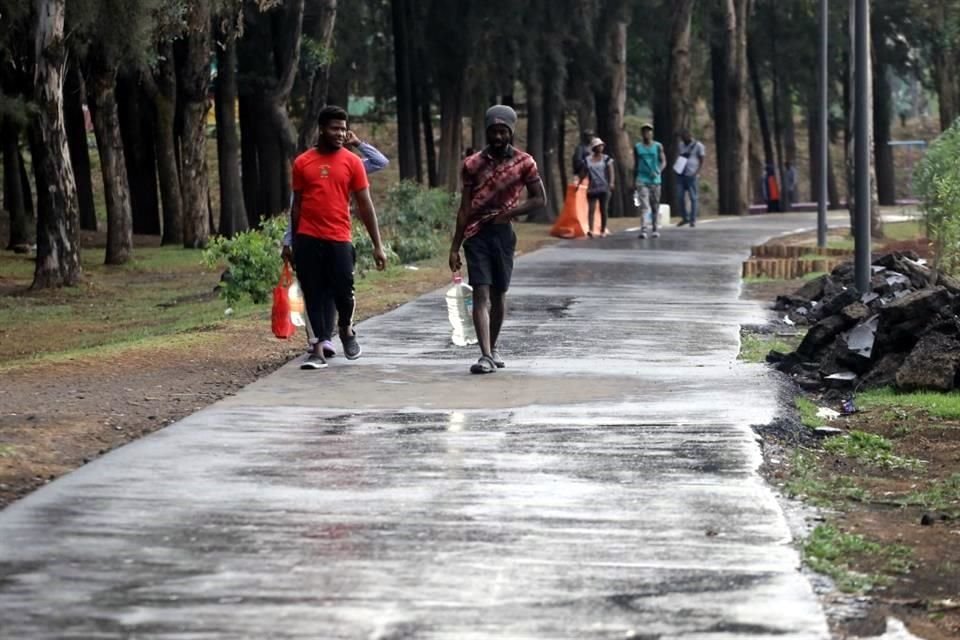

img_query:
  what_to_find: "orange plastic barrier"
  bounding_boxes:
[550,183,604,238]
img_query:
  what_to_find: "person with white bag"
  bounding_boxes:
[675,129,706,227]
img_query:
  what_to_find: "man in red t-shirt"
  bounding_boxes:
[449,105,546,374]
[291,105,387,370]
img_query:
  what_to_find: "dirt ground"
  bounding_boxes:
[744,235,960,640]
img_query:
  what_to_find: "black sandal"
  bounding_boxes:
[470,355,497,374]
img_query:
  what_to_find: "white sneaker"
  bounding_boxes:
[652,231,660,238]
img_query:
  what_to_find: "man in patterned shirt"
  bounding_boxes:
[449,105,546,374]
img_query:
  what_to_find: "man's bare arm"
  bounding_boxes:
[353,188,387,270]
[498,179,546,222]
[290,192,302,237]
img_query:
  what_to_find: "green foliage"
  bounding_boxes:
[784,451,870,506]
[901,473,960,512]
[67,0,166,68]
[203,217,287,305]
[377,181,458,265]
[739,331,803,363]
[822,430,925,471]
[803,524,913,593]
[795,396,824,429]
[915,119,960,274]
[857,387,960,420]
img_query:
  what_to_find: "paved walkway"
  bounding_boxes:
[0,213,847,639]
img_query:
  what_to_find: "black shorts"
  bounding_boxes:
[464,223,517,292]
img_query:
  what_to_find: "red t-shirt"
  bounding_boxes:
[292,147,369,242]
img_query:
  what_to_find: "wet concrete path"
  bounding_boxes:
[0,214,846,638]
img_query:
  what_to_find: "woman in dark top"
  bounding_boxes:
[578,138,615,237]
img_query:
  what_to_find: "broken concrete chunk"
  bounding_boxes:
[896,331,960,392]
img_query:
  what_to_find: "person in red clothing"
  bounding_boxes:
[291,105,387,370]
[449,105,546,374]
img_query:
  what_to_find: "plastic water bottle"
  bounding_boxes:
[446,275,477,346]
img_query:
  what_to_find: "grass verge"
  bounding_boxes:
[803,524,913,593]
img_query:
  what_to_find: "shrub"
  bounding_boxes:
[377,181,458,264]
[203,217,287,305]
[915,120,960,274]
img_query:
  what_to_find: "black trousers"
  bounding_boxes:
[294,234,356,343]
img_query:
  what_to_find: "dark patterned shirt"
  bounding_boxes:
[461,146,541,239]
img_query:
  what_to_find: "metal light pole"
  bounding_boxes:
[817,0,828,248]
[854,0,871,294]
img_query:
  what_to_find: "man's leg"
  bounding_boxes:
[689,177,699,225]
[329,242,360,359]
[490,289,506,351]
[488,224,514,367]
[599,192,609,233]
[676,177,688,224]
[293,235,330,368]
[320,298,337,357]
[472,284,493,358]
[650,185,661,233]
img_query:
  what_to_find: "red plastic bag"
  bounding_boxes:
[272,262,296,339]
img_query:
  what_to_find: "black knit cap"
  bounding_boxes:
[485,105,517,135]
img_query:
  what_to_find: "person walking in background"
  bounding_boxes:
[282,131,388,359]
[572,128,595,177]
[449,105,546,375]
[762,163,781,213]
[290,105,387,370]
[633,123,666,239]
[675,129,705,227]
[578,138,615,238]
[784,160,797,209]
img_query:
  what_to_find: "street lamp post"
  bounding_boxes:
[854,0,871,294]
[818,0,828,248]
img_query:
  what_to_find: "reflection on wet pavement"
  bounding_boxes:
[0,214,843,638]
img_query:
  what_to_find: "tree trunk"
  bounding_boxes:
[19,149,34,220]
[2,118,30,248]
[710,7,732,214]
[30,0,82,288]
[595,15,632,218]
[933,0,958,131]
[873,57,896,205]
[392,0,417,180]
[748,44,775,169]
[558,110,568,189]
[238,95,261,225]
[665,0,696,214]
[723,0,752,215]
[540,34,565,219]
[524,65,549,222]
[215,25,248,237]
[806,97,819,202]
[88,64,134,265]
[143,46,184,245]
[421,93,437,187]
[297,0,337,152]
[254,105,287,216]
[116,74,161,236]
[64,62,97,232]
[437,78,464,193]
[179,1,213,248]
[266,0,305,161]
[470,91,487,154]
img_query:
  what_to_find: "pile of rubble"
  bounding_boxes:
[769,251,960,392]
